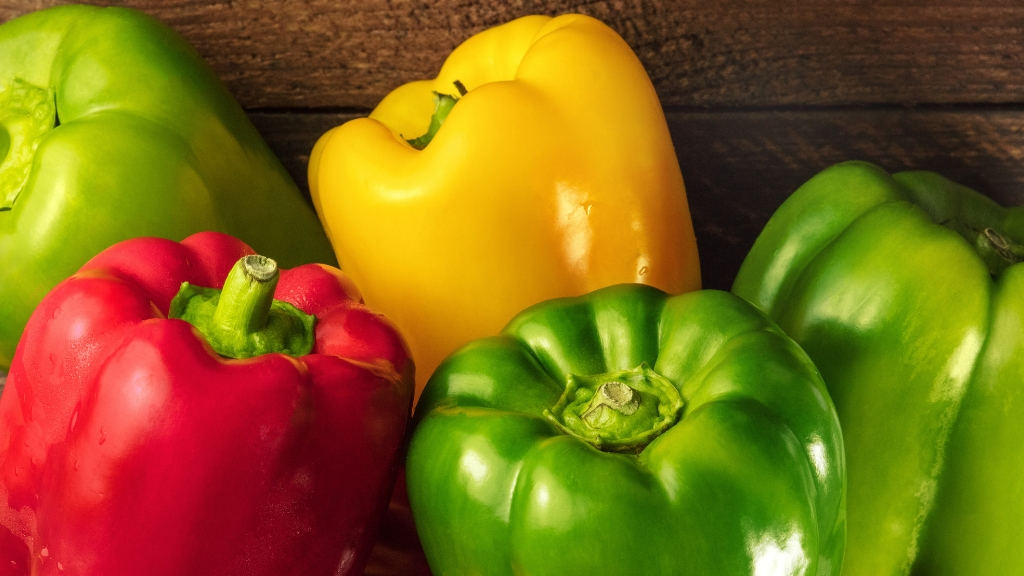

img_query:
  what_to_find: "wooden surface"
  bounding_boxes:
[4,1,1024,109]
[4,0,1024,283]
[250,107,1024,290]
[4,0,1023,290]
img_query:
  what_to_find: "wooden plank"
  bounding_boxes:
[250,107,1024,291]
[671,107,1024,289]
[4,1,1024,109]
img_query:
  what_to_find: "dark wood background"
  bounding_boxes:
[5,0,1024,289]
[3,1,1024,573]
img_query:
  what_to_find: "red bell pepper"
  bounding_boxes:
[0,232,413,576]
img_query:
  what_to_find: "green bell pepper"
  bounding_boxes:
[0,5,336,367]
[733,161,1024,575]
[408,284,845,576]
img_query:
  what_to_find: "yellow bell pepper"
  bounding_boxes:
[309,14,701,401]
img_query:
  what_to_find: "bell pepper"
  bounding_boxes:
[407,284,845,575]
[0,231,412,576]
[733,161,1024,575]
[308,14,701,402]
[0,5,336,368]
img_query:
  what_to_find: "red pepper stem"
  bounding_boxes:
[168,254,315,359]
[212,255,279,335]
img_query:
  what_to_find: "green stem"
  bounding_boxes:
[581,381,640,427]
[944,219,1024,275]
[544,363,684,453]
[212,255,279,334]
[405,80,467,150]
[981,228,1024,264]
[168,255,316,359]
[0,79,56,211]
[0,126,10,165]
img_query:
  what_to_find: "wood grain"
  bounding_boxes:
[672,107,1024,289]
[250,106,1024,291]
[4,1,1024,109]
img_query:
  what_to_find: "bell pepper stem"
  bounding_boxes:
[405,80,467,150]
[943,219,1024,275]
[582,381,640,426]
[0,79,56,210]
[0,125,9,165]
[981,227,1024,263]
[169,255,315,359]
[212,255,279,335]
[544,363,684,453]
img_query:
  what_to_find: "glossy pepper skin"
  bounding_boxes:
[0,232,413,576]
[407,284,845,576]
[733,161,1024,575]
[309,14,701,401]
[0,5,336,368]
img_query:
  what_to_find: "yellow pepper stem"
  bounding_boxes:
[404,80,468,150]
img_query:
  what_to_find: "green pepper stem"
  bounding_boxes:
[0,79,56,211]
[943,220,1024,275]
[982,228,1024,263]
[544,364,684,453]
[0,125,10,165]
[582,381,640,426]
[212,255,279,335]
